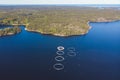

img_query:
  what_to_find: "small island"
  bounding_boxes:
[0,6,120,37]
[0,27,21,37]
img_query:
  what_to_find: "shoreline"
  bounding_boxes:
[0,32,21,37]
[0,19,120,37]
[25,27,89,37]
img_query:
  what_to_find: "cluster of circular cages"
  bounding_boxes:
[53,46,76,71]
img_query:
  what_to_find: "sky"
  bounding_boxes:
[0,0,120,4]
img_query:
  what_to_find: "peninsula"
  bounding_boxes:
[0,6,120,36]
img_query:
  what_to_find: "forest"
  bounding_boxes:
[0,6,120,36]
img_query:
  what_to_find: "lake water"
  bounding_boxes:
[0,21,120,80]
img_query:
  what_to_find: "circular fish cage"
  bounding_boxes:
[67,52,76,57]
[56,51,65,55]
[57,46,64,51]
[53,63,64,70]
[55,56,65,62]
[67,47,75,52]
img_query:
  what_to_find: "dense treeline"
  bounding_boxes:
[0,6,120,36]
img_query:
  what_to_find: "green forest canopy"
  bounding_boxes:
[0,6,120,36]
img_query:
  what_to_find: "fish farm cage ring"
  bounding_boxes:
[57,46,64,51]
[53,63,64,70]
[67,47,75,52]
[67,52,76,57]
[55,56,65,62]
[56,51,65,55]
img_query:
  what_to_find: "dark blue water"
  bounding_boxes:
[0,21,120,80]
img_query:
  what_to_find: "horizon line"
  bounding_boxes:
[0,4,120,7]
[0,4,120,5]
